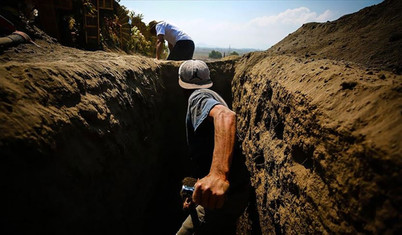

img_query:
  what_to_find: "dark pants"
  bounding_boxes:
[177,186,249,235]
[167,40,195,61]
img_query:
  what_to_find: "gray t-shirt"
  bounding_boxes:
[186,89,227,136]
[185,89,249,190]
[186,89,227,177]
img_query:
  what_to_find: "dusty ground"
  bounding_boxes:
[0,0,401,234]
[267,0,402,74]
[0,40,188,234]
[0,38,236,234]
[234,0,401,233]
[233,54,401,233]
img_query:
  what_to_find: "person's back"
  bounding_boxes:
[177,60,249,235]
[186,89,227,178]
[156,22,192,46]
[149,21,194,60]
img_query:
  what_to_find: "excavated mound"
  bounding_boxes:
[234,0,401,233]
[0,41,183,234]
[234,55,401,234]
[0,0,401,234]
[0,40,235,234]
[267,0,402,74]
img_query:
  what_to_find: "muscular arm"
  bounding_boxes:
[193,104,236,209]
[155,34,164,60]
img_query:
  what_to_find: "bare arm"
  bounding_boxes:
[155,34,164,60]
[193,104,236,209]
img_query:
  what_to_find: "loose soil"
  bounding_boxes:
[1,0,401,234]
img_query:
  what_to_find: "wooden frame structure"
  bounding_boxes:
[83,0,114,46]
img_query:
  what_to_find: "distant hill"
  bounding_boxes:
[194,47,260,60]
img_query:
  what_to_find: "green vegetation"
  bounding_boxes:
[208,50,222,59]
[230,51,239,56]
[102,2,167,58]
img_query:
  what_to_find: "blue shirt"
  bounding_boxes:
[186,89,228,144]
[185,89,227,177]
[185,89,249,190]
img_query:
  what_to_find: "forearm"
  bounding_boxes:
[209,108,236,179]
[193,105,235,209]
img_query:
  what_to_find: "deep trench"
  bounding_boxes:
[153,61,238,234]
[110,60,243,233]
[0,59,244,235]
[3,53,399,233]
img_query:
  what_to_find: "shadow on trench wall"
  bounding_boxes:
[0,64,174,234]
[152,59,263,234]
[0,57,260,235]
[141,63,191,234]
[145,59,249,234]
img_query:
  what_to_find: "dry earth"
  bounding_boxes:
[234,0,401,233]
[233,53,401,234]
[0,40,235,234]
[0,0,401,234]
[0,40,187,234]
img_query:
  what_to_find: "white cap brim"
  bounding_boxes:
[179,78,213,89]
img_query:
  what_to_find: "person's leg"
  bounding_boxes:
[177,207,236,235]
[181,40,194,60]
[166,46,179,60]
[177,189,249,235]
[167,40,195,61]
[177,205,206,235]
[197,189,249,235]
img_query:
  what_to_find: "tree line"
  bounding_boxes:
[208,50,239,59]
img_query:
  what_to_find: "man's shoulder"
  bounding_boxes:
[158,21,175,29]
[155,22,167,31]
[191,88,218,97]
[189,89,227,107]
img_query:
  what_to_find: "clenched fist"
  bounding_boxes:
[192,173,230,210]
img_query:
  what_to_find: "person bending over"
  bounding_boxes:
[149,21,194,61]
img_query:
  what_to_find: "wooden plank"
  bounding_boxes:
[83,0,100,46]
[99,0,113,10]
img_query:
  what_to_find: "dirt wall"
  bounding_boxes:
[0,40,238,234]
[267,0,402,74]
[2,3,402,231]
[0,41,181,234]
[232,52,402,234]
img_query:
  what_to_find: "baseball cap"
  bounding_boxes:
[178,60,213,89]
[149,20,159,33]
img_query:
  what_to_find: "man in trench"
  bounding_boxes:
[149,21,194,61]
[177,60,249,235]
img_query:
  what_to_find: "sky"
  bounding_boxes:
[119,0,383,50]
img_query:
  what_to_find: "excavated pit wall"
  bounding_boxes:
[233,52,402,234]
[0,43,236,234]
[0,53,178,234]
[1,40,401,234]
